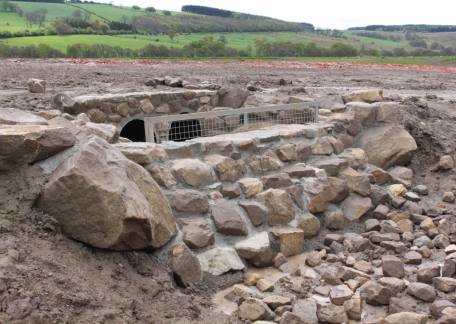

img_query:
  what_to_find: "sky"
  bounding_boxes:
[99,0,456,29]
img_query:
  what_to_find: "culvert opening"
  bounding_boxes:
[169,113,202,142]
[120,119,146,142]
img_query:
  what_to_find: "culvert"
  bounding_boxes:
[120,119,146,142]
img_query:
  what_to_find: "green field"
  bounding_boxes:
[1,34,153,52]
[0,32,356,53]
[343,31,409,49]
[0,11,37,32]
[72,3,184,21]
[1,31,412,53]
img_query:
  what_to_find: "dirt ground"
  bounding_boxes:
[1,59,456,323]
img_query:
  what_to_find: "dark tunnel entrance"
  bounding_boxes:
[169,114,202,142]
[120,119,146,142]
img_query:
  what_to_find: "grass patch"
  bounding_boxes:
[0,11,39,32]
[1,34,155,52]
[343,31,409,49]
[11,1,76,23]
[70,3,146,22]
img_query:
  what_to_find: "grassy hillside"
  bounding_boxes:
[1,1,456,61]
[12,1,76,23]
[70,3,184,22]
[3,1,311,33]
[343,31,409,49]
[0,11,34,31]
[0,1,185,33]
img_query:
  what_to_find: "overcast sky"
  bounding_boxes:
[99,0,456,29]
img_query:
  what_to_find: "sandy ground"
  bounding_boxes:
[1,59,456,323]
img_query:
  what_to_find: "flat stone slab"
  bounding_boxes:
[0,108,48,125]
[160,123,330,153]
[70,89,216,104]
[0,125,75,170]
[198,247,245,276]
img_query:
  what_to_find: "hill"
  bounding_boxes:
[0,1,314,34]
[0,1,456,60]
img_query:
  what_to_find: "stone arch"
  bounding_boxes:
[120,119,146,142]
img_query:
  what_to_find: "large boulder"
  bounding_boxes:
[271,227,304,257]
[180,218,214,249]
[211,200,248,236]
[217,87,250,108]
[384,312,427,324]
[83,122,117,143]
[235,232,273,267]
[257,189,295,225]
[169,243,203,286]
[347,101,378,126]
[198,247,245,276]
[0,108,48,125]
[0,125,76,170]
[205,154,244,182]
[341,194,372,221]
[356,125,417,169]
[343,89,384,103]
[27,78,46,93]
[113,142,167,165]
[171,159,216,187]
[302,177,349,213]
[167,189,209,214]
[38,136,177,250]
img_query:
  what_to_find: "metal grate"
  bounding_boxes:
[144,102,319,143]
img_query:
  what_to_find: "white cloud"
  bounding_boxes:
[100,0,456,29]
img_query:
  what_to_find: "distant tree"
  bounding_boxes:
[0,1,13,12]
[25,9,47,27]
[1,0,23,15]
[162,10,171,16]
[217,35,227,44]
[409,39,427,48]
[82,10,91,22]
[92,20,110,33]
[329,43,358,56]
[120,15,129,24]
[72,9,83,20]
[132,5,140,10]
[166,29,177,40]
[330,30,343,38]
[145,6,155,13]
[393,47,408,56]
[52,18,74,34]
[430,42,443,50]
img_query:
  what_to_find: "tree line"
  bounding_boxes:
[131,12,314,34]
[182,5,233,18]
[350,25,456,33]
[353,31,402,42]
[2,37,456,59]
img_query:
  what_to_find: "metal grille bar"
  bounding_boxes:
[144,102,319,143]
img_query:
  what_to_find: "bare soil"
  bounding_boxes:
[1,59,456,323]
